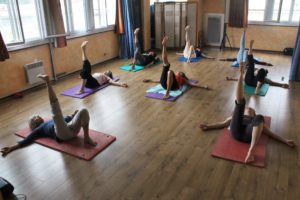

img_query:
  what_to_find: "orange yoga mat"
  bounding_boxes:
[15,128,116,161]
[211,116,271,167]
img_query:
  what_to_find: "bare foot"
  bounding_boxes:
[84,137,97,147]
[245,151,255,164]
[81,41,88,49]
[37,74,49,82]
[185,25,190,31]
[134,28,140,35]
[163,93,170,100]
[162,36,168,46]
[76,90,84,95]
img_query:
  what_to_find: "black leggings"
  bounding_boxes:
[245,55,268,87]
[160,64,179,90]
[229,98,264,143]
[80,60,100,88]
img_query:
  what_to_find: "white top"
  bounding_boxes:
[92,73,111,85]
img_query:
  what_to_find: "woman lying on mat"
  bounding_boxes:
[1,74,97,157]
[226,40,289,95]
[143,36,210,99]
[76,41,128,95]
[129,28,160,71]
[200,62,295,164]
[177,25,215,62]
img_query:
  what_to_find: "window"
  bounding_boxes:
[0,0,116,47]
[60,0,116,34]
[0,0,44,45]
[248,0,300,25]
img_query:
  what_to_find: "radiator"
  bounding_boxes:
[204,13,224,46]
[24,60,45,84]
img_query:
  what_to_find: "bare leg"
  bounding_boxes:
[187,45,196,62]
[263,126,295,147]
[161,36,173,99]
[164,70,175,99]
[255,81,263,95]
[162,36,169,65]
[82,122,97,146]
[265,78,289,88]
[77,41,89,94]
[245,122,264,163]
[183,25,192,58]
[130,28,140,71]
[37,74,57,103]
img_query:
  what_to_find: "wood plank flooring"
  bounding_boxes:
[1,48,299,200]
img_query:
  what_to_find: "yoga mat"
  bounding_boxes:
[60,78,119,99]
[178,56,201,62]
[15,127,116,161]
[244,82,269,96]
[211,116,271,167]
[145,80,198,101]
[120,65,144,72]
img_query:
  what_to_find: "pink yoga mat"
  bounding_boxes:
[15,128,116,161]
[211,116,271,167]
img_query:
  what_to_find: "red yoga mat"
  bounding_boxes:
[211,116,271,167]
[15,128,116,161]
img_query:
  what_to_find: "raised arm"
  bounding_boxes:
[200,117,232,131]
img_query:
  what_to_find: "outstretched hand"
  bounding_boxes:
[1,147,12,157]
[122,83,128,88]
[199,124,209,131]
[286,140,296,148]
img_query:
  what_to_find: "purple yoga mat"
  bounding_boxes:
[61,78,119,99]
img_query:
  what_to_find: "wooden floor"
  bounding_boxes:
[1,48,300,200]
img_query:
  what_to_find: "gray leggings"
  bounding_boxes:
[51,100,90,141]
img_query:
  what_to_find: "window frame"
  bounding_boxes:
[248,0,300,26]
[5,0,116,51]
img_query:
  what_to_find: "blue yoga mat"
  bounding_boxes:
[244,82,269,96]
[120,65,144,72]
[178,56,201,63]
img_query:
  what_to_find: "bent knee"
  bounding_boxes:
[78,108,90,124]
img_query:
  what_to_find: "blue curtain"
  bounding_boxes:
[289,22,300,81]
[119,0,142,59]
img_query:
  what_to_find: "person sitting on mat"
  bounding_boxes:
[226,40,289,95]
[177,25,215,62]
[77,41,128,94]
[1,74,97,157]
[143,36,210,99]
[200,62,295,164]
[130,28,160,71]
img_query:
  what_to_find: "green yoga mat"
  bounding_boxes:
[244,82,269,96]
[120,65,144,72]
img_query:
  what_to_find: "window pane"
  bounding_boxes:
[106,0,115,25]
[71,0,86,32]
[93,0,107,28]
[280,0,292,22]
[60,0,68,31]
[248,0,266,21]
[272,0,281,21]
[19,0,42,41]
[292,0,300,22]
[0,0,23,44]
